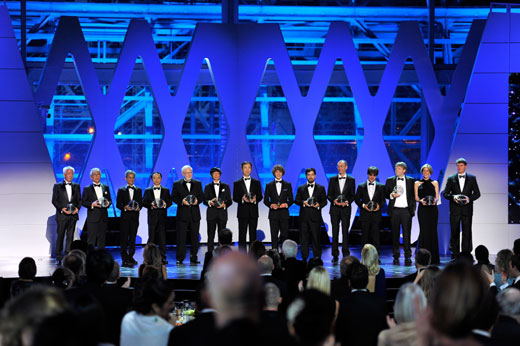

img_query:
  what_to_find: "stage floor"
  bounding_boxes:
[0,245,458,280]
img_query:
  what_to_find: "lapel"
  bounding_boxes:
[241,178,248,194]
[454,175,463,194]
[62,181,71,201]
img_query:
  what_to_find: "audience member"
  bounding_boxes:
[266,249,284,280]
[403,248,431,283]
[281,239,306,303]
[514,238,520,256]
[139,243,167,280]
[331,255,359,300]
[64,252,86,287]
[260,283,292,345]
[361,244,386,298]
[51,266,75,290]
[249,240,266,260]
[491,288,520,345]
[10,257,37,298]
[258,255,288,302]
[510,254,520,289]
[474,244,494,272]
[494,249,513,289]
[415,265,440,302]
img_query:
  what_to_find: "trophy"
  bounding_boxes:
[245,192,255,203]
[185,195,196,206]
[213,197,224,208]
[421,196,436,206]
[366,201,377,211]
[454,194,469,205]
[153,198,166,209]
[65,203,75,213]
[127,200,139,211]
[393,185,404,196]
[336,195,346,204]
[306,196,317,207]
[98,197,110,208]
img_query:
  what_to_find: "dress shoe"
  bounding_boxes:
[393,258,400,265]
[190,258,200,265]
[129,258,138,265]
[176,260,183,265]
[162,259,168,265]
[405,258,412,266]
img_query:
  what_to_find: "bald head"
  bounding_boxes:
[264,283,281,311]
[207,252,263,327]
[258,255,274,275]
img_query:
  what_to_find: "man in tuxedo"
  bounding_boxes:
[385,162,416,266]
[295,168,327,261]
[281,239,306,303]
[52,166,82,264]
[355,166,386,253]
[203,167,232,253]
[263,165,294,251]
[116,170,142,267]
[81,168,112,250]
[172,165,204,265]
[442,158,481,258]
[327,160,355,263]
[143,172,172,264]
[233,161,263,252]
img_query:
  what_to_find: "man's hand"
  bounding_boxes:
[279,203,288,208]
[62,208,71,215]
[270,203,279,210]
[303,201,311,207]
[72,207,79,215]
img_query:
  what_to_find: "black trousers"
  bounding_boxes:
[87,219,107,249]
[56,216,76,259]
[207,218,227,253]
[391,208,412,259]
[330,210,351,258]
[300,219,322,260]
[450,213,473,255]
[361,215,381,252]
[148,219,167,259]
[120,214,139,261]
[269,218,289,250]
[238,217,258,252]
[176,219,200,261]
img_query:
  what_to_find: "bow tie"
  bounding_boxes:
[154,187,161,190]
[459,175,465,179]
[65,182,71,186]
[397,178,404,181]
[213,183,220,186]
[307,184,314,188]
[244,177,251,181]
[184,180,191,184]
[368,183,374,186]
[93,184,101,187]
[338,176,346,180]
[128,186,135,190]
[275,181,282,184]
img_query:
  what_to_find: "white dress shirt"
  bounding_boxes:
[93,184,103,199]
[243,176,251,193]
[275,179,282,196]
[394,177,408,208]
[185,180,191,192]
[153,185,161,200]
[213,181,220,199]
[458,173,466,192]
[64,181,72,202]
[367,180,376,201]
[338,174,346,192]
[307,182,315,206]
[128,185,135,200]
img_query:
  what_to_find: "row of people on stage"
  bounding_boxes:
[51,158,480,267]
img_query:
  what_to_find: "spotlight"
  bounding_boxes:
[64,153,71,161]
[88,127,95,134]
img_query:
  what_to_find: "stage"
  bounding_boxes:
[0,245,459,280]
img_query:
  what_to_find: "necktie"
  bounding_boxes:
[369,183,374,186]
[398,178,404,181]
[154,187,160,190]
[339,177,346,180]
[308,184,314,188]
[459,175,465,179]
[276,181,282,184]
[244,177,251,181]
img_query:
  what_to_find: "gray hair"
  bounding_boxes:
[264,283,281,309]
[257,255,273,275]
[497,288,520,317]
[337,160,348,166]
[89,168,101,177]
[124,170,136,178]
[394,283,427,324]
[282,239,298,259]
[181,165,193,174]
[62,166,75,174]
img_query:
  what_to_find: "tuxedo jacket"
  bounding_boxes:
[384,176,416,217]
[81,183,112,222]
[233,177,263,218]
[203,182,232,221]
[355,181,386,221]
[171,179,204,222]
[263,180,294,220]
[116,186,143,218]
[295,182,327,222]
[142,186,172,223]
[442,173,481,217]
[327,175,356,216]
[52,181,82,221]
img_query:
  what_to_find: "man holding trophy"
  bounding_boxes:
[442,158,481,258]
[295,168,327,261]
[355,166,386,253]
[233,161,263,252]
[52,166,81,264]
[143,172,172,264]
[203,167,232,253]
[116,170,142,267]
[385,162,416,266]
[82,168,112,249]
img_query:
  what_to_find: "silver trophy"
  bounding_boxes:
[153,198,166,209]
[245,192,255,202]
[393,185,404,196]
[185,195,196,206]
[454,194,469,205]
[306,196,317,206]
[127,200,139,211]
[213,197,224,208]
[66,203,75,213]
[336,195,346,204]
[366,201,377,211]
[421,196,436,206]
[98,197,110,208]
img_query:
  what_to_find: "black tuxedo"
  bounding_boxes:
[81,183,112,249]
[52,181,82,259]
[281,257,306,304]
[203,181,232,253]
[116,185,142,262]
[263,180,294,250]
[355,181,386,251]
[335,290,388,346]
[295,182,327,260]
[442,173,481,255]
[168,312,215,346]
[491,315,520,346]
[143,186,172,259]
[233,177,263,251]
[385,176,416,260]
[172,179,204,262]
[327,175,356,258]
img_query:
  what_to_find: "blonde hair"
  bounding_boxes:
[421,164,433,175]
[361,244,380,276]
[306,266,331,295]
